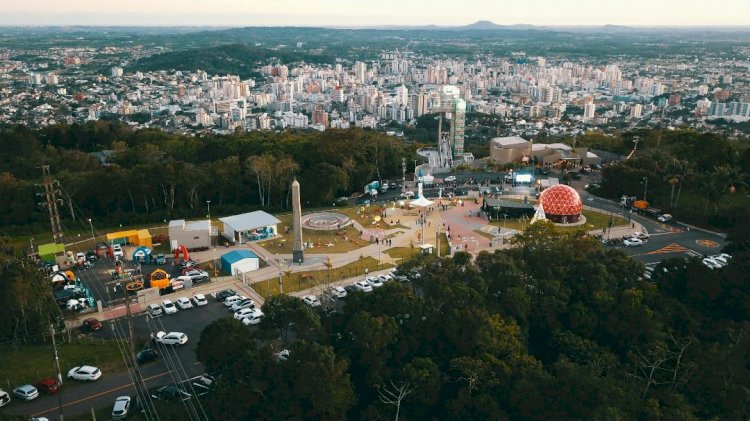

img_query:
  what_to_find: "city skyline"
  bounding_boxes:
[2,0,750,26]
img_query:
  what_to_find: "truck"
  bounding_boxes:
[364,180,380,195]
[620,196,662,218]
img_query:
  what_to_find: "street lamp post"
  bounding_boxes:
[29,238,34,258]
[642,177,648,202]
[87,218,95,242]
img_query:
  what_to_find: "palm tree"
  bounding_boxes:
[672,159,693,209]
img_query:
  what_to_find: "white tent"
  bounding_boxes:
[410,182,434,207]
[410,196,434,207]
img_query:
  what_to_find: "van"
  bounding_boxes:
[0,389,10,408]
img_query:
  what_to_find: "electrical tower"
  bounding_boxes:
[38,165,65,244]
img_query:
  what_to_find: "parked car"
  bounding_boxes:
[366,276,384,288]
[13,384,39,401]
[112,244,124,259]
[400,191,415,198]
[329,286,347,299]
[378,274,392,283]
[160,300,178,315]
[155,254,166,265]
[223,295,246,308]
[151,385,191,402]
[708,255,729,265]
[632,231,650,240]
[95,241,109,256]
[302,295,321,307]
[178,259,198,270]
[212,289,237,302]
[67,366,102,381]
[274,349,291,361]
[147,304,162,317]
[81,317,103,333]
[354,280,373,292]
[445,175,457,182]
[623,238,645,247]
[111,396,131,420]
[192,294,208,307]
[35,378,61,395]
[0,389,10,408]
[657,213,673,223]
[85,250,98,262]
[241,310,264,326]
[155,331,188,346]
[702,258,724,270]
[231,298,255,311]
[234,308,257,320]
[175,297,193,310]
[136,348,159,364]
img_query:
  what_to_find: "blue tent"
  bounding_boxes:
[221,250,259,276]
[132,246,153,264]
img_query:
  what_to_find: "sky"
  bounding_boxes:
[1,0,749,27]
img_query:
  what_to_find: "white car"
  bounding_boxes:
[623,238,645,247]
[160,300,178,315]
[302,295,321,307]
[242,310,265,326]
[632,231,649,240]
[702,258,724,270]
[354,280,373,292]
[155,331,188,346]
[657,214,673,223]
[445,175,457,182]
[708,255,729,265]
[68,365,102,381]
[234,308,257,320]
[0,389,10,408]
[329,286,347,299]
[175,297,193,310]
[111,395,131,420]
[191,294,208,307]
[366,276,384,288]
[378,274,392,283]
[223,295,246,307]
[147,304,162,317]
[231,298,255,312]
[112,244,124,259]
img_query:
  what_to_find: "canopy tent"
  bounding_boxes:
[233,258,260,276]
[410,196,434,207]
[221,250,259,276]
[106,229,152,247]
[132,246,153,264]
[410,182,434,207]
[38,243,65,262]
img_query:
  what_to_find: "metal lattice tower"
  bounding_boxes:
[39,165,65,244]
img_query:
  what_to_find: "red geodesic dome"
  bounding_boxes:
[540,184,583,217]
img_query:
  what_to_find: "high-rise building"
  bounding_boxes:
[312,105,329,128]
[111,67,123,78]
[354,61,367,84]
[584,102,596,120]
[395,85,408,106]
[630,104,642,119]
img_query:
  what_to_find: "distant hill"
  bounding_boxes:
[129,43,333,78]
[464,20,505,30]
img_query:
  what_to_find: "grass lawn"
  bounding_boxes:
[252,257,392,298]
[384,234,450,261]
[259,213,370,254]
[0,339,128,389]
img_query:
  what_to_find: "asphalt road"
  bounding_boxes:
[5,293,236,419]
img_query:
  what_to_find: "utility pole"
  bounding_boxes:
[123,275,149,418]
[642,177,649,202]
[39,165,65,244]
[50,323,64,421]
[436,222,441,258]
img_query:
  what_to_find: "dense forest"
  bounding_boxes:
[196,223,750,420]
[0,123,413,236]
[580,129,750,229]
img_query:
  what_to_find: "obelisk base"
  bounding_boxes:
[293,249,304,264]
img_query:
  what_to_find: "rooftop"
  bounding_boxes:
[219,211,281,231]
[492,136,530,148]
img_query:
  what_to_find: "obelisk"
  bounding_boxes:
[291,179,304,263]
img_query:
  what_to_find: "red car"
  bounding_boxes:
[36,377,61,395]
[81,318,103,332]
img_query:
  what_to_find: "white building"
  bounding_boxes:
[111,67,123,78]
[583,102,596,120]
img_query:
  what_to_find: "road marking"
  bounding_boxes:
[695,239,719,248]
[646,243,691,255]
[31,370,173,417]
